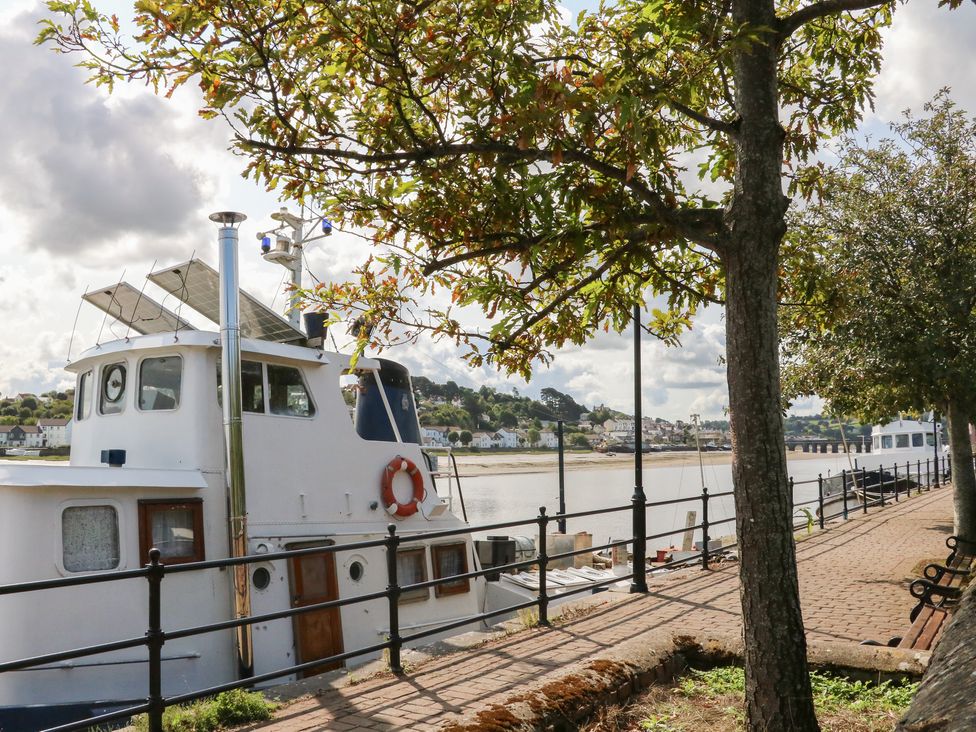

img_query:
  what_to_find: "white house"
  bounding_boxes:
[470,431,497,449]
[420,426,450,447]
[0,425,44,448]
[537,430,559,449]
[494,429,519,449]
[38,418,72,447]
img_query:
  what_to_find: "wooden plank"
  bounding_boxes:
[916,610,947,649]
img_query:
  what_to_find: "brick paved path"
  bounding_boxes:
[258,487,953,731]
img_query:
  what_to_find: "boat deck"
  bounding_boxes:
[250,484,955,731]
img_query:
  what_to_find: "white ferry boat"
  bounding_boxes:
[0,212,490,729]
[856,419,943,473]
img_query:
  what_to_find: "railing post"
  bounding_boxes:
[861,467,868,514]
[385,524,403,673]
[926,458,930,489]
[537,506,550,626]
[917,460,922,496]
[557,420,567,534]
[842,469,849,520]
[817,474,825,530]
[146,549,165,732]
[894,463,899,502]
[701,485,710,571]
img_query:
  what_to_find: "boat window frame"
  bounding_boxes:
[895,433,910,449]
[217,358,316,419]
[76,370,93,421]
[881,435,893,450]
[137,354,184,413]
[266,362,317,419]
[137,498,205,565]
[58,498,125,575]
[912,433,924,448]
[431,542,471,598]
[396,547,430,603]
[98,360,128,416]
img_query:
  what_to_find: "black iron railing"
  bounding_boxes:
[0,454,951,732]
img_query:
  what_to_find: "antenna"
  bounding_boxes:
[66,285,89,364]
[173,252,195,342]
[124,259,157,341]
[95,270,126,347]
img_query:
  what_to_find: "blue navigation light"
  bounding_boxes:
[321,219,333,235]
[260,235,272,253]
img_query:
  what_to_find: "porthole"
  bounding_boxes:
[349,561,364,582]
[252,567,272,590]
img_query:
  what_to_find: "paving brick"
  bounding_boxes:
[250,487,953,731]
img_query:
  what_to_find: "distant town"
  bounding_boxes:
[0,380,868,454]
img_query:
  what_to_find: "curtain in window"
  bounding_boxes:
[150,506,195,559]
[63,506,120,572]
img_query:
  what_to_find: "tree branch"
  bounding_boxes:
[669,100,739,135]
[776,0,894,44]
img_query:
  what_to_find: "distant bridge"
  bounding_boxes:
[785,438,870,454]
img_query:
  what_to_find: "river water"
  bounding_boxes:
[456,453,862,547]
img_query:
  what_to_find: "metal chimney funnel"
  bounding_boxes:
[210,210,254,679]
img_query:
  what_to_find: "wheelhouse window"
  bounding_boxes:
[139,357,182,411]
[926,433,937,447]
[896,434,910,448]
[268,364,315,417]
[872,436,880,451]
[912,433,924,448]
[62,505,120,572]
[397,547,429,602]
[217,359,265,413]
[881,435,893,449]
[99,362,127,415]
[432,543,470,597]
[138,499,205,564]
[76,371,92,421]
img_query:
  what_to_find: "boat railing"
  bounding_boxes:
[0,454,953,732]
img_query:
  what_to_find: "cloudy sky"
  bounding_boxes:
[0,1,973,419]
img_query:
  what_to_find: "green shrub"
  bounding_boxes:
[132,689,276,732]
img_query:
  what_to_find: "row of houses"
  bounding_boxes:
[421,426,565,449]
[0,419,72,448]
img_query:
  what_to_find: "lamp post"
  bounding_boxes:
[631,304,648,593]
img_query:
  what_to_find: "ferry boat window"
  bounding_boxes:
[139,357,182,411]
[76,371,92,420]
[896,434,910,448]
[396,547,429,602]
[99,362,127,415]
[138,499,205,564]
[217,359,266,413]
[912,433,924,448]
[62,505,120,572]
[926,433,937,447]
[432,543,470,597]
[872,436,880,451]
[881,435,893,449]
[267,364,315,417]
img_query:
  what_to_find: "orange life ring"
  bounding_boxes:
[381,456,424,517]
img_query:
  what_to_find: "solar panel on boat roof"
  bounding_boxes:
[148,259,305,343]
[83,282,196,335]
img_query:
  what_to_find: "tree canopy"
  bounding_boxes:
[780,91,976,541]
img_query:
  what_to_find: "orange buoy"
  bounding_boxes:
[381,456,424,517]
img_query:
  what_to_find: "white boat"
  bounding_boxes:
[821,419,945,504]
[0,212,491,730]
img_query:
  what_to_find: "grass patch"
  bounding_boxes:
[583,666,916,731]
[132,690,276,732]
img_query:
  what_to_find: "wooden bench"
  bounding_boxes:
[896,536,974,650]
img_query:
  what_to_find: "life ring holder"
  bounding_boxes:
[381,456,425,518]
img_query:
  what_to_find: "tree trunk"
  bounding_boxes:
[725,1,818,730]
[946,399,976,547]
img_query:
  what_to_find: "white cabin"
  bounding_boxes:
[0,325,483,728]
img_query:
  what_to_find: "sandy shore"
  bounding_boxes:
[448,449,827,477]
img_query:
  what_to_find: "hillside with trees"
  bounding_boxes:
[0,391,74,426]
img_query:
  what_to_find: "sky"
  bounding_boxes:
[0,1,974,420]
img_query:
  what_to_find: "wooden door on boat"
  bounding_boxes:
[287,543,344,677]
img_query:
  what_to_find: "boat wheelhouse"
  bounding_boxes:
[0,215,484,729]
